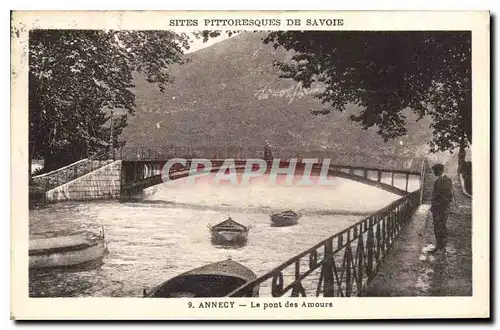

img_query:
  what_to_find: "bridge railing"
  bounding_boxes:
[226,189,421,298]
[119,145,264,161]
[121,158,422,196]
[118,145,420,171]
[31,150,115,192]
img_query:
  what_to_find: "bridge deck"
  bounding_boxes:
[120,159,421,197]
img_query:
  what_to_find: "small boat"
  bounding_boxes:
[143,259,259,298]
[270,210,301,227]
[208,217,251,245]
[29,229,107,269]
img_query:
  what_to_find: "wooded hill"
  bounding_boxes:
[120,32,434,170]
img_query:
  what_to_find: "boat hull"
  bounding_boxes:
[144,259,259,298]
[209,218,251,245]
[29,232,107,269]
[211,230,249,245]
[29,241,106,269]
[270,214,300,227]
[271,217,299,227]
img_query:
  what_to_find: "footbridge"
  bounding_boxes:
[119,146,422,199]
[120,146,429,298]
[32,144,431,297]
[32,145,423,203]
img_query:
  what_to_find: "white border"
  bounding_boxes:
[3,2,489,324]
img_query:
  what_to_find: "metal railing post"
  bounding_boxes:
[375,219,381,264]
[366,224,375,279]
[356,234,364,291]
[323,240,335,297]
[344,237,353,297]
[381,218,387,253]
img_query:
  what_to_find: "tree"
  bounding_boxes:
[29,30,190,173]
[262,31,471,171]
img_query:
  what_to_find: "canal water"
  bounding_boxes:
[29,174,420,297]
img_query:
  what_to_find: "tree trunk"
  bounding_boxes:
[458,144,466,174]
[43,150,55,173]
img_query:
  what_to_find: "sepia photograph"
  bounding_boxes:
[11,10,490,320]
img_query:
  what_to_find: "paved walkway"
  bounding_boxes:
[364,159,472,297]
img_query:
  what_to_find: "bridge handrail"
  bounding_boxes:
[120,144,414,155]
[123,158,422,176]
[32,158,90,179]
[121,159,421,197]
[226,189,421,297]
[32,150,113,179]
[118,145,421,168]
[31,150,115,192]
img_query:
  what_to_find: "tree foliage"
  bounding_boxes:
[29,30,190,172]
[192,30,240,43]
[262,31,471,154]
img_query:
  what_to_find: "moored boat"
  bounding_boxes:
[270,210,301,227]
[143,259,259,297]
[29,229,107,269]
[208,217,251,245]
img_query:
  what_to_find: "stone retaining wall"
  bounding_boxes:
[46,161,122,202]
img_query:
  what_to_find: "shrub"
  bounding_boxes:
[29,185,46,209]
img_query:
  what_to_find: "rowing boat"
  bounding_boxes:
[270,210,301,227]
[144,259,259,298]
[29,229,107,269]
[208,217,251,245]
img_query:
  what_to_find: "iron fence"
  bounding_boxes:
[226,189,422,297]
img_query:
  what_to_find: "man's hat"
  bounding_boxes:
[432,164,444,172]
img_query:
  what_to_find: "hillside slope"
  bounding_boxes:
[120,32,433,169]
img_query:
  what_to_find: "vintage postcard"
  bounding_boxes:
[11,10,490,320]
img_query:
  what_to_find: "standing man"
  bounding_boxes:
[263,140,273,161]
[429,163,454,254]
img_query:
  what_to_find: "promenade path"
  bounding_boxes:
[364,158,472,296]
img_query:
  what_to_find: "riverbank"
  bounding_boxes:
[364,161,472,296]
